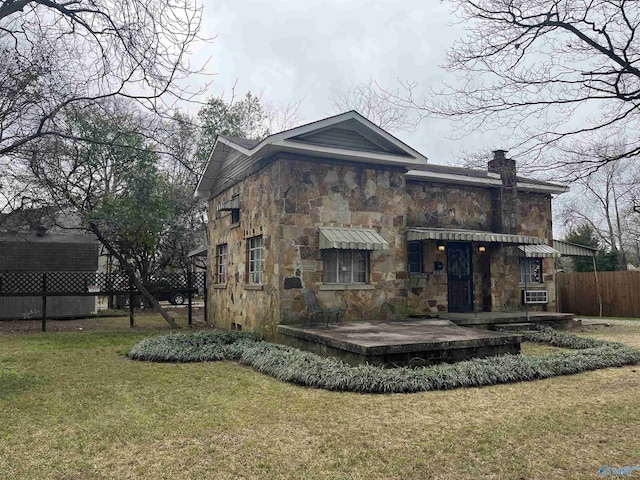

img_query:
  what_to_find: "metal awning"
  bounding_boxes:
[217,195,239,212]
[319,227,389,251]
[553,239,597,257]
[406,228,547,245]
[187,245,207,257]
[518,244,561,258]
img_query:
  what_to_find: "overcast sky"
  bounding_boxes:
[196,0,505,166]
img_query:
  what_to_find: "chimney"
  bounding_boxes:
[488,150,518,234]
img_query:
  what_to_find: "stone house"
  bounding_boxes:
[194,111,567,331]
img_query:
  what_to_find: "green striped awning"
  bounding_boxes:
[217,195,239,212]
[553,239,597,257]
[319,227,389,251]
[518,244,561,258]
[406,228,546,245]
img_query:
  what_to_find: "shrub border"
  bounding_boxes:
[127,326,640,394]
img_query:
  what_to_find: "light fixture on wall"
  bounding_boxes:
[437,240,446,252]
[478,245,486,253]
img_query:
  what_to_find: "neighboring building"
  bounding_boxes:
[0,230,99,319]
[194,111,567,331]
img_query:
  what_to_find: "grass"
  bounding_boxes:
[2,319,640,479]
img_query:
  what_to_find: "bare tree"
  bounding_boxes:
[561,154,640,270]
[403,1,640,170]
[0,0,206,160]
[264,97,305,133]
[332,78,419,132]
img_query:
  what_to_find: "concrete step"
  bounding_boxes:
[494,322,536,331]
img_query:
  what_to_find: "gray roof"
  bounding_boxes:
[195,111,429,198]
[410,163,563,188]
[219,135,261,150]
[0,232,97,244]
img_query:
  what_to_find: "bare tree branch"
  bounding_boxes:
[398,1,640,171]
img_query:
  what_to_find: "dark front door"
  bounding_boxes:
[447,242,474,313]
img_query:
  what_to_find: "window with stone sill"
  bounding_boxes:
[520,257,542,284]
[246,235,263,284]
[216,243,227,284]
[322,249,369,284]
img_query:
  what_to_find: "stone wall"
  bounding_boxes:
[518,192,553,240]
[274,157,408,323]
[517,191,556,311]
[207,160,282,332]
[406,181,493,229]
[404,180,556,313]
[208,155,411,330]
[207,156,559,330]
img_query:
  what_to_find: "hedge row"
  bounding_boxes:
[127,326,640,394]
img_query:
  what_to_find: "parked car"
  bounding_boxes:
[155,292,186,305]
[114,292,186,309]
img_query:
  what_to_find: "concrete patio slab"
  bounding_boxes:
[439,312,575,329]
[277,319,521,367]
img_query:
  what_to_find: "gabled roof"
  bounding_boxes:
[219,135,260,150]
[406,163,568,195]
[194,111,429,198]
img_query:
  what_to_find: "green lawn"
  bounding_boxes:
[2,319,640,479]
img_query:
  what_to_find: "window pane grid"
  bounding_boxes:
[248,236,263,284]
[323,249,369,284]
[520,258,542,283]
[216,244,227,283]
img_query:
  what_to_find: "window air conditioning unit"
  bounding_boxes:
[523,290,549,304]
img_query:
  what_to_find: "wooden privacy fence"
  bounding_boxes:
[557,271,640,318]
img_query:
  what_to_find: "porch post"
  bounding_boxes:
[522,248,529,319]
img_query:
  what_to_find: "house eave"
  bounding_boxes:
[194,137,250,199]
[266,140,426,168]
[194,111,430,199]
[406,170,568,194]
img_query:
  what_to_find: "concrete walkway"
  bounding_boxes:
[577,317,640,327]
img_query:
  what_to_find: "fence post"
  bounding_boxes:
[129,277,135,327]
[203,272,208,325]
[187,269,193,327]
[41,272,47,332]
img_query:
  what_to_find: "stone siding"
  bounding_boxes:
[406,181,493,230]
[207,160,281,332]
[274,158,408,323]
[207,158,559,330]
[405,180,556,313]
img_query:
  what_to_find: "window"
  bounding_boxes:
[217,195,240,226]
[323,249,369,284]
[216,244,228,283]
[247,235,263,284]
[408,241,423,274]
[230,208,240,225]
[520,258,542,284]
